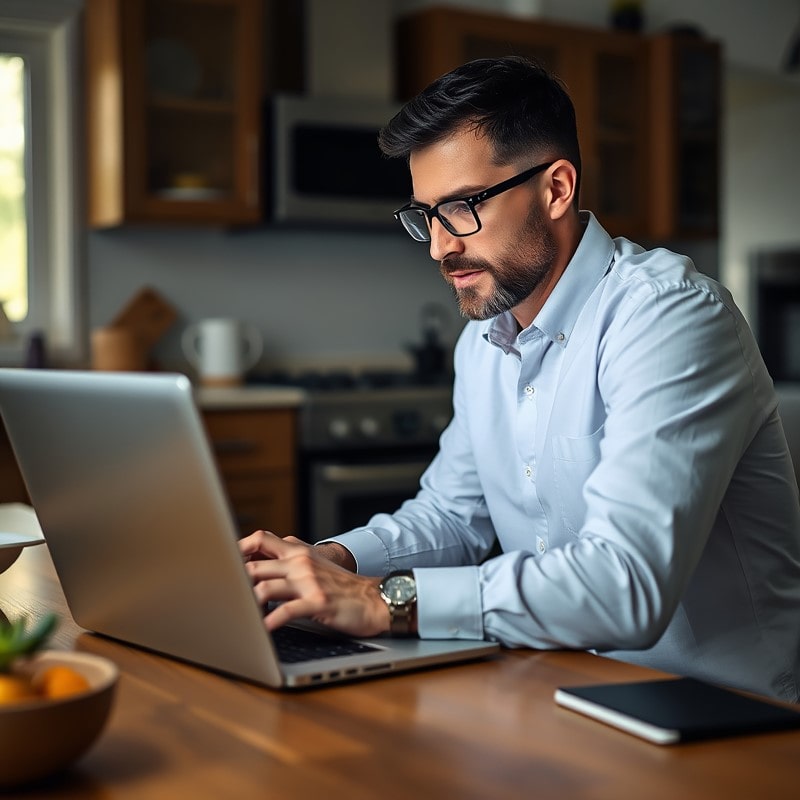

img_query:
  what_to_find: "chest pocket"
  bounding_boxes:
[552,426,604,536]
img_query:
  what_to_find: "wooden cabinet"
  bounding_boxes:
[201,408,297,537]
[648,32,721,239]
[2,407,298,538]
[84,0,263,228]
[396,8,720,241]
[396,9,649,238]
[0,420,28,505]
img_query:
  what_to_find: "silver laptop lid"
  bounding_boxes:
[0,369,284,686]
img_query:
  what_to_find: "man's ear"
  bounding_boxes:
[547,160,578,220]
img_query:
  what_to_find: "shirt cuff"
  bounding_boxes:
[315,529,390,576]
[415,566,484,640]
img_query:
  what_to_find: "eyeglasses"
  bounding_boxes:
[393,161,555,242]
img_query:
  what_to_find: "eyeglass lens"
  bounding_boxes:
[399,201,478,241]
[399,208,431,241]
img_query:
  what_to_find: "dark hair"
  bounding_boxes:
[379,56,581,192]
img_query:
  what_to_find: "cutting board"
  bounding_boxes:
[111,287,177,348]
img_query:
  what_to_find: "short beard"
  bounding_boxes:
[444,258,545,320]
[441,208,558,321]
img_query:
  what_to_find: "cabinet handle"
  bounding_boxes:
[317,462,428,486]
[247,134,258,208]
[213,438,260,455]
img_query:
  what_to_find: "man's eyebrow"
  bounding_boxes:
[410,184,488,207]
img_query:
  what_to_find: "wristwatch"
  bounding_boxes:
[379,570,417,637]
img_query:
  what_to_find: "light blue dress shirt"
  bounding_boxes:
[327,212,800,702]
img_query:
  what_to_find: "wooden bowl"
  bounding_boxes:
[0,650,118,788]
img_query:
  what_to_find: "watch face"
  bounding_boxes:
[384,574,416,604]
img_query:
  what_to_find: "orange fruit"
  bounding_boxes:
[0,673,37,705]
[32,665,90,699]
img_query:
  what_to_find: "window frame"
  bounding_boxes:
[0,1,83,366]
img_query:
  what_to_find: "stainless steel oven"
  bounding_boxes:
[249,369,452,543]
[299,380,452,542]
[309,459,432,542]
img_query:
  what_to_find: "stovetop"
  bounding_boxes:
[249,369,454,450]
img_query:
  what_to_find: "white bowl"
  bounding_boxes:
[0,503,46,573]
[0,650,119,788]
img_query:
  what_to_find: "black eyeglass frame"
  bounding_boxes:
[393,160,556,242]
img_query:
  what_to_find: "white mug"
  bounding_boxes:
[182,318,263,386]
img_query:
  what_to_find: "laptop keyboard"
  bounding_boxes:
[272,625,382,663]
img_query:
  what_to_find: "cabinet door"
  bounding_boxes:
[203,409,296,474]
[577,31,650,238]
[649,34,721,239]
[396,9,649,238]
[85,0,262,227]
[397,10,568,108]
[223,473,296,536]
[202,409,297,537]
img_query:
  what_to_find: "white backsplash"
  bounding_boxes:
[88,226,464,376]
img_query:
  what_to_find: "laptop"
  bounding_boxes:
[0,369,498,688]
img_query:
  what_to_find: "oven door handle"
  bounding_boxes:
[317,462,429,487]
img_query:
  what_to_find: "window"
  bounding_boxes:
[0,54,27,324]
[0,1,82,366]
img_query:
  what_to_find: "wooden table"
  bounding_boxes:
[2,544,798,799]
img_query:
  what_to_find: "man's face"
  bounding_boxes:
[409,126,559,323]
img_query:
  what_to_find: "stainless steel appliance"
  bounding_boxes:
[254,370,452,542]
[266,94,411,226]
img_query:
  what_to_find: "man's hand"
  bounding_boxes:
[238,530,389,637]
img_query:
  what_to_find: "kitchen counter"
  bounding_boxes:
[194,385,307,410]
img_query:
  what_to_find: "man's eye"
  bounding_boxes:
[442,201,472,216]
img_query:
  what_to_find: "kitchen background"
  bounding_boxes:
[0,0,797,376]
[76,0,800,375]
[1,0,799,537]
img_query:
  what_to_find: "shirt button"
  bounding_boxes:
[524,465,533,478]
[537,538,546,554]
[524,385,535,397]
[556,332,566,343]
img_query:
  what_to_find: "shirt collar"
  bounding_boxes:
[484,211,615,352]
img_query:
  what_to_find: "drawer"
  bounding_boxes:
[203,409,296,473]
[223,473,296,537]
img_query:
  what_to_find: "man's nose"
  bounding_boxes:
[428,218,464,262]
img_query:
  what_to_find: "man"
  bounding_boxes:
[240,57,800,702]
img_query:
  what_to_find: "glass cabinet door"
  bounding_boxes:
[585,38,649,238]
[86,0,262,227]
[649,34,721,239]
[396,9,651,238]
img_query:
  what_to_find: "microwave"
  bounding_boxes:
[266,94,412,227]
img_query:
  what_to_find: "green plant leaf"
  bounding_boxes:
[0,612,59,672]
